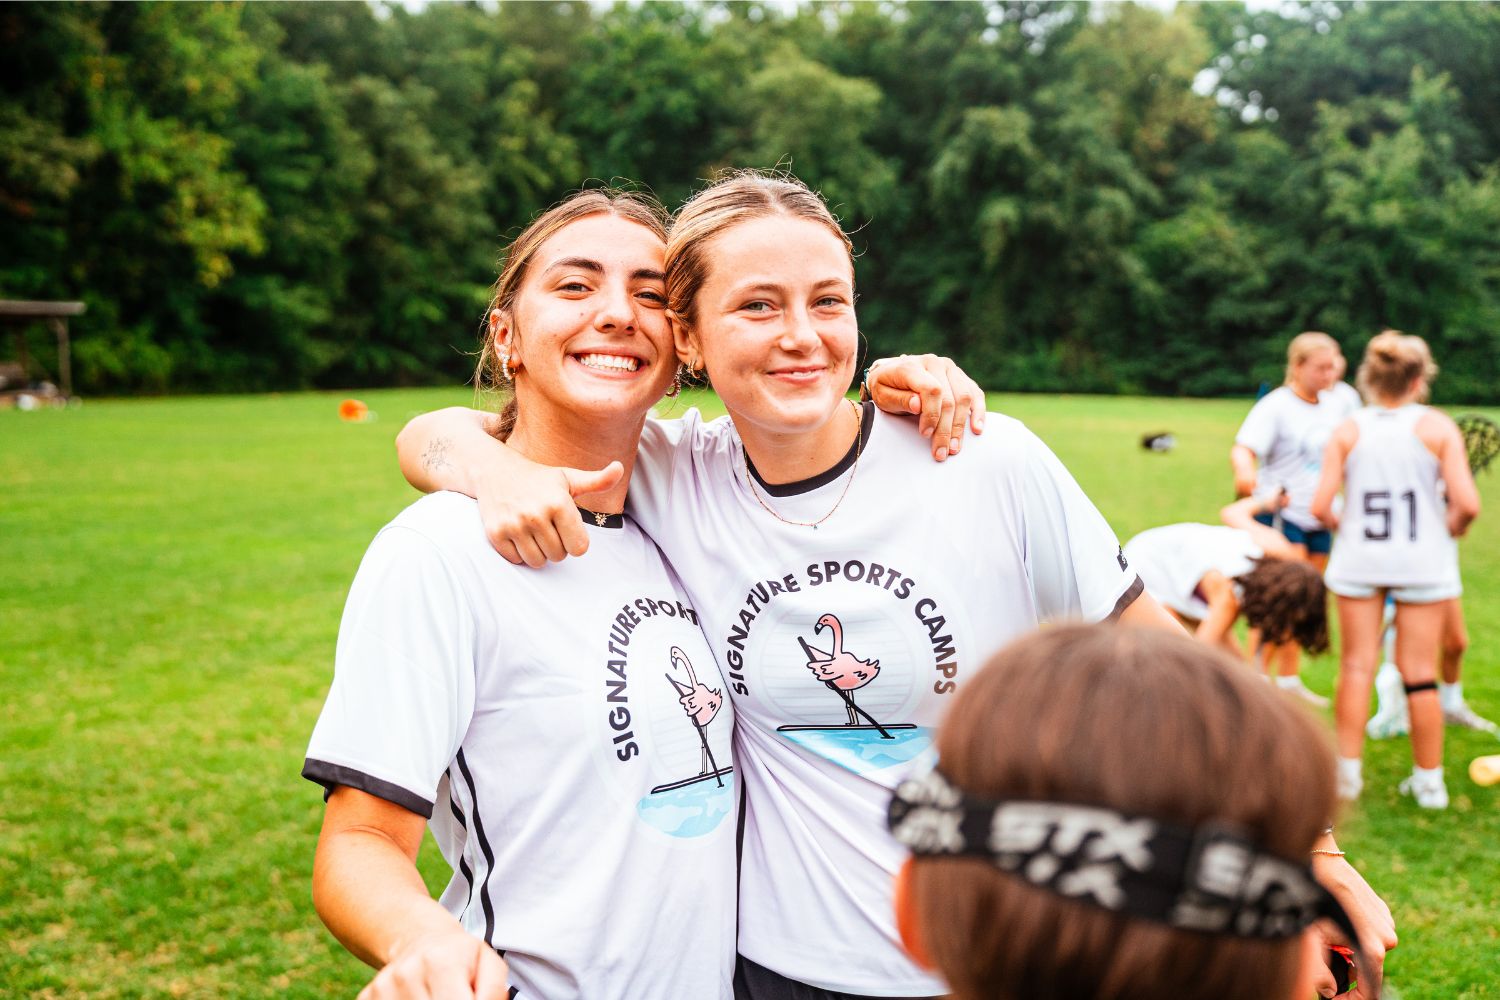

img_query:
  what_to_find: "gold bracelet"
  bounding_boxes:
[1310,849,1346,858]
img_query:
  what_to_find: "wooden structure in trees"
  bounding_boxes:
[0,299,84,401]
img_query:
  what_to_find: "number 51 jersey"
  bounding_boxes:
[1326,404,1460,589]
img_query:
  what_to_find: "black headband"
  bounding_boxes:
[888,764,1359,947]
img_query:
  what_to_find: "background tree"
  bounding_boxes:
[2,0,1497,402]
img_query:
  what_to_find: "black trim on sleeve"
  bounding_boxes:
[1105,575,1146,623]
[746,401,874,497]
[302,759,434,818]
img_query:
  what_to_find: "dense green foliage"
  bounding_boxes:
[4,1,1499,400]
[2,390,1498,996]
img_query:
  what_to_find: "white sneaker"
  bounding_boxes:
[1279,676,1331,709]
[1444,702,1500,735]
[1398,771,1449,809]
[1367,663,1411,739]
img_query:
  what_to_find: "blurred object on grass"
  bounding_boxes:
[338,398,370,423]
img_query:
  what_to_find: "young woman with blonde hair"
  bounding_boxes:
[1312,330,1481,809]
[303,190,751,1000]
[1231,331,1360,705]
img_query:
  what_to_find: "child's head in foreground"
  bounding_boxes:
[891,624,1348,1000]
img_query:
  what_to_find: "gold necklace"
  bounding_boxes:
[742,399,863,530]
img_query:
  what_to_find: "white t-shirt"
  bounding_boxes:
[1325,405,1460,590]
[628,404,1141,997]
[1235,385,1359,530]
[1122,524,1262,621]
[304,492,737,1000]
[1329,380,1362,411]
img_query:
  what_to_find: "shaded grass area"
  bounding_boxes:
[1,388,1495,996]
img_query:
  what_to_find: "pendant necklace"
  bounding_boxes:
[742,399,863,530]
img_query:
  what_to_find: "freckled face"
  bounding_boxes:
[494,214,671,423]
[685,215,858,439]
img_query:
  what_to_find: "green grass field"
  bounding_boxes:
[2,388,1496,998]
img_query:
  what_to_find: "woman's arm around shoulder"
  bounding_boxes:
[314,787,508,999]
[394,406,625,567]
[861,353,987,461]
[393,355,987,564]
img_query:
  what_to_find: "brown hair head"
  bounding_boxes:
[1283,331,1340,386]
[664,169,854,343]
[1356,329,1438,404]
[907,624,1335,1000]
[1234,557,1329,653]
[475,188,669,437]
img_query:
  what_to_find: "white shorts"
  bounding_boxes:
[1325,579,1462,604]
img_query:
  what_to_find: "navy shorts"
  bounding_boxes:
[1254,512,1332,555]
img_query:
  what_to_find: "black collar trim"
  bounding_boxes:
[746,401,874,498]
[577,507,624,529]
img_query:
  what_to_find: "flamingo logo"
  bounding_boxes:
[784,613,913,741]
[651,647,733,794]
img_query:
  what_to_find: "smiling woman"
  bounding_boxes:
[302,189,743,1000]
[670,211,861,482]
[477,193,674,454]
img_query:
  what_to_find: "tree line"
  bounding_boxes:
[4,1,1499,401]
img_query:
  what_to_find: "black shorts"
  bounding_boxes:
[733,955,941,1000]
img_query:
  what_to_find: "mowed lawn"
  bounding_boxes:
[1,388,1496,998]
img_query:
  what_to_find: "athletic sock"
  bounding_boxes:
[1275,675,1303,691]
[1412,764,1444,783]
[1338,757,1363,783]
[1440,681,1464,713]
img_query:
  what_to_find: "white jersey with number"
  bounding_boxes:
[1122,524,1262,621]
[628,404,1141,997]
[1325,405,1459,590]
[1235,385,1359,530]
[304,492,737,1000]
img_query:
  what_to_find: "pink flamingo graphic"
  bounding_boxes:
[664,646,726,786]
[797,613,893,738]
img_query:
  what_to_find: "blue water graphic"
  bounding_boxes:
[779,726,933,774]
[637,773,736,838]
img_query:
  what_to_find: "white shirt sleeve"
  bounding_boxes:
[1235,395,1278,456]
[628,410,707,538]
[1018,428,1141,623]
[303,525,477,817]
